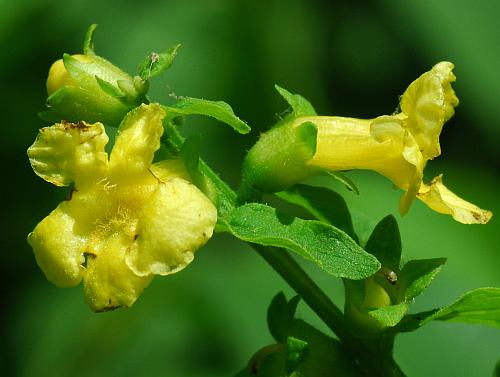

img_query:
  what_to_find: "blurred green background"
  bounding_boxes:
[1,0,499,376]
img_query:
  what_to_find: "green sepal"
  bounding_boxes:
[138,44,181,81]
[224,203,380,279]
[62,53,85,79]
[41,84,133,127]
[267,292,300,343]
[164,97,250,134]
[275,85,317,117]
[275,184,356,240]
[324,170,360,194]
[286,337,309,375]
[180,134,219,206]
[239,121,319,200]
[95,76,126,99]
[83,24,97,55]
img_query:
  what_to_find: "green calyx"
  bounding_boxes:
[239,117,320,201]
[238,85,320,202]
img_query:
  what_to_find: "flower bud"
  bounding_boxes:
[41,53,147,127]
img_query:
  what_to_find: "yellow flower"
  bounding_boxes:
[27,103,217,311]
[296,62,491,224]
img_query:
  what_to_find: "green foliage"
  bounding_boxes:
[138,44,181,81]
[431,287,500,327]
[225,203,380,279]
[276,184,356,239]
[164,97,250,134]
[180,134,219,205]
[83,23,97,55]
[324,171,360,194]
[364,215,401,272]
[285,337,308,375]
[275,85,317,117]
[267,292,300,343]
[398,258,447,302]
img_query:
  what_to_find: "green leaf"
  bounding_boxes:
[180,134,202,177]
[364,215,401,272]
[324,170,360,194]
[399,258,447,302]
[275,184,356,239]
[267,293,301,343]
[289,319,362,377]
[83,24,97,55]
[225,203,380,279]
[267,292,289,343]
[368,303,408,327]
[138,44,181,80]
[180,134,219,206]
[164,98,250,134]
[286,337,309,374]
[429,287,500,327]
[398,288,500,332]
[350,209,376,247]
[275,85,317,117]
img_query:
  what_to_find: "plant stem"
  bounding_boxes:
[163,121,405,376]
[253,244,405,377]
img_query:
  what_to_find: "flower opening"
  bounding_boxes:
[27,103,217,311]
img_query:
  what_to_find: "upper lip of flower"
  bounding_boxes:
[27,103,218,311]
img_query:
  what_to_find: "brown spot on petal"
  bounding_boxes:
[61,120,90,131]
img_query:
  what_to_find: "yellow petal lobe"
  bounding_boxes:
[400,61,459,160]
[126,177,217,277]
[28,202,86,287]
[417,175,492,224]
[83,231,153,312]
[27,121,108,188]
[109,103,166,181]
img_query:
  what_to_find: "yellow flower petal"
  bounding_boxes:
[305,115,423,214]
[83,231,153,312]
[400,61,459,160]
[150,159,191,182]
[417,175,493,224]
[27,121,108,188]
[109,103,166,181]
[28,201,87,287]
[126,177,217,276]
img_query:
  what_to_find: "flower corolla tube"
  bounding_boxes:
[298,62,491,224]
